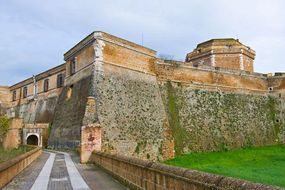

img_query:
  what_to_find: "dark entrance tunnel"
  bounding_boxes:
[27,135,39,146]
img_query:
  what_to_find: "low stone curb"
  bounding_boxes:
[92,151,285,190]
[0,146,42,188]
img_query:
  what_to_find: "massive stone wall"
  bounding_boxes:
[7,95,58,124]
[3,32,282,162]
[47,33,285,160]
[95,64,173,160]
[159,81,285,155]
[48,36,96,148]
[48,33,175,161]
[48,76,91,148]
[84,34,174,161]
[2,95,58,148]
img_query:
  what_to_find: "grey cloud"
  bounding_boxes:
[0,0,284,85]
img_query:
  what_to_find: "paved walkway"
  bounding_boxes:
[3,151,127,190]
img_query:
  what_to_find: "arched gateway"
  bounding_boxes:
[23,128,43,147]
[26,134,39,145]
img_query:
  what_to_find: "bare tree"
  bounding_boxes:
[158,54,174,60]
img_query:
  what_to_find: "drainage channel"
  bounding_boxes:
[47,153,73,190]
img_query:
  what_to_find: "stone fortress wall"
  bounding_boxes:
[0,64,65,148]
[0,31,284,161]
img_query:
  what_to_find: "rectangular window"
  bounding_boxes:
[57,74,65,88]
[70,58,76,75]
[12,91,16,101]
[23,87,27,98]
[44,79,49,92]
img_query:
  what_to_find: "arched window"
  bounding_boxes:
[57,74,65,88]
[23,87,28,98]
[44,79,49,92]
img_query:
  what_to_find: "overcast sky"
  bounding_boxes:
[0,0,285,85]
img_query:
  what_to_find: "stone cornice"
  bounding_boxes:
[64,31,157,61]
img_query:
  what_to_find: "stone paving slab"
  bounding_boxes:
[70,152,128,190]
[4,150,127,190]
[31,152,55,190]
[64,152,90,190]
[3,152,50,190]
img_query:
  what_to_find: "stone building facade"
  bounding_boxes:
[0,31,284,161]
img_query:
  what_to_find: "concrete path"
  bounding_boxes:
[3,151,127,190]
[30,152,55,190]
[64,152,89,190]
[70,152,127,190]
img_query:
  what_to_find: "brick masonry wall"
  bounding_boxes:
[2,119,23,149]
[91,152,284,190]
[268,76,285,94]
[215,54,241,70]
[155,62,268,94]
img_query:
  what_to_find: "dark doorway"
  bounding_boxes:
[27,135,39,146]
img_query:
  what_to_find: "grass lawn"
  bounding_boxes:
[0,146,34,163]
[163,145,285,188]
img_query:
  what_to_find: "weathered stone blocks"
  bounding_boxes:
[160,81,285,154]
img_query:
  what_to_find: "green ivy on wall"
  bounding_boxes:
[0,116,10,142]
[163,81,285,154]
[166,81,190,155]
[267,96,282,140]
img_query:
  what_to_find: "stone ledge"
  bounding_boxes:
[92,151,285,190]
[0,146,42,188]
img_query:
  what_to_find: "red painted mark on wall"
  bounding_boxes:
[87,133,99,151]
[81,125,101,163]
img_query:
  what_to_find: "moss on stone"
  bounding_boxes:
[267,96,282,140]
[0,116,10,142]
[166,81,190,155]
[48,123,52,137]
[161,82,285,154]
[134,140,148,155]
